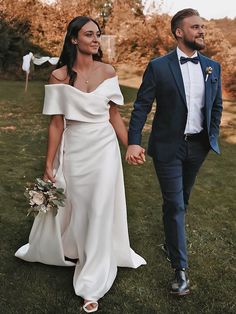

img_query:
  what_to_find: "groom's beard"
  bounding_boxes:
[183,36,206,51]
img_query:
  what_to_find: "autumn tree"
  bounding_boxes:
[0,0,50,75]
[0,0,235,97]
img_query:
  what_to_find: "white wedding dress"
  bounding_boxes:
[15,76,146,301]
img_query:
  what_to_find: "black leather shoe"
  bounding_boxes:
[160,243,170,262]
[170,269,190,296]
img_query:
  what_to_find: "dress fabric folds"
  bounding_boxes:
[15,76,146,301]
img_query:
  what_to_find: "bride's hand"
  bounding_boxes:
[43,167,55,183]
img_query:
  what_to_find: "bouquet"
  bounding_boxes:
[24,178,66,217]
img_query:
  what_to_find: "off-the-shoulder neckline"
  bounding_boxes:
[45,76,118,94]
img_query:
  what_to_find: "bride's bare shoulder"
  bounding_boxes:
[49,66,68,84]
[96,62,116,79]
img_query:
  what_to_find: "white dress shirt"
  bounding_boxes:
[177,47,205,134]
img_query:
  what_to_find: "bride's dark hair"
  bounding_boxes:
[56,16,103,86]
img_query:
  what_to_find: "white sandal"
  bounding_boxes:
[83,301,98,313]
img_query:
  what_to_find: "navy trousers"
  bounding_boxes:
[153,135,210,269]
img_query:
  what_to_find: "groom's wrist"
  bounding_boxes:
[128,133,142,146]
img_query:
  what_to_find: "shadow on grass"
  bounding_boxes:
[0,81,235,313]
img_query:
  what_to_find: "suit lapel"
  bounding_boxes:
[198,53,212,131]
[168,51,212,112]
[198,53,211,107]
[168,50,187,106]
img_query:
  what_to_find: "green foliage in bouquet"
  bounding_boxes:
[24,178,66,217]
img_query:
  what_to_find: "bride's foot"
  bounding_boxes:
[83,300,98,313]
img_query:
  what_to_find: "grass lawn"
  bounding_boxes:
[0,80,235,313]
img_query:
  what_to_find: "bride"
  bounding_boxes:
[15,16,146,313]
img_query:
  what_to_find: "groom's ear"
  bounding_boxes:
[176,28,183,39]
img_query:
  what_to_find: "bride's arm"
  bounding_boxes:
[109,104,146,165]
[109,105,145,164]
[43,69,66,182]
[43,115,64,182]
[109,103,128,148]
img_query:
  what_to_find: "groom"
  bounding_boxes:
[126,8,222,296]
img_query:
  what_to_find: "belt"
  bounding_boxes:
[184,131,205,141]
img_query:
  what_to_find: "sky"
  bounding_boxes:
[158,0,236,19]
[44,0,236,20]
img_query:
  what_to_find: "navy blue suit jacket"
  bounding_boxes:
[128,49,223,161]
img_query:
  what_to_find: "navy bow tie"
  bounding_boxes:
[180,56,199,64]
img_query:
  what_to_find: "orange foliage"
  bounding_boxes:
[0,0,235,97]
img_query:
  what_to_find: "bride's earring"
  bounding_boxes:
[72,39,78,45]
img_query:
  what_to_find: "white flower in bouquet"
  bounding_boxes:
[29,191,45,205]
[24,178,66,217]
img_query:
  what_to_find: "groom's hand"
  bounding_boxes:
[125,145,146,165]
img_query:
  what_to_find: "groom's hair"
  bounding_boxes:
[171,8,200,38]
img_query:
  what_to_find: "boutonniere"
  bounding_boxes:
[205,66,213,82]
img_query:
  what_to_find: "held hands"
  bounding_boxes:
[43,166,55,183]
[125,145,146,165]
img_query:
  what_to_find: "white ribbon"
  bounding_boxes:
[33,56,59,66]
[22,52,59,73]
[22,52,59,92]
[22,52,34,74]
